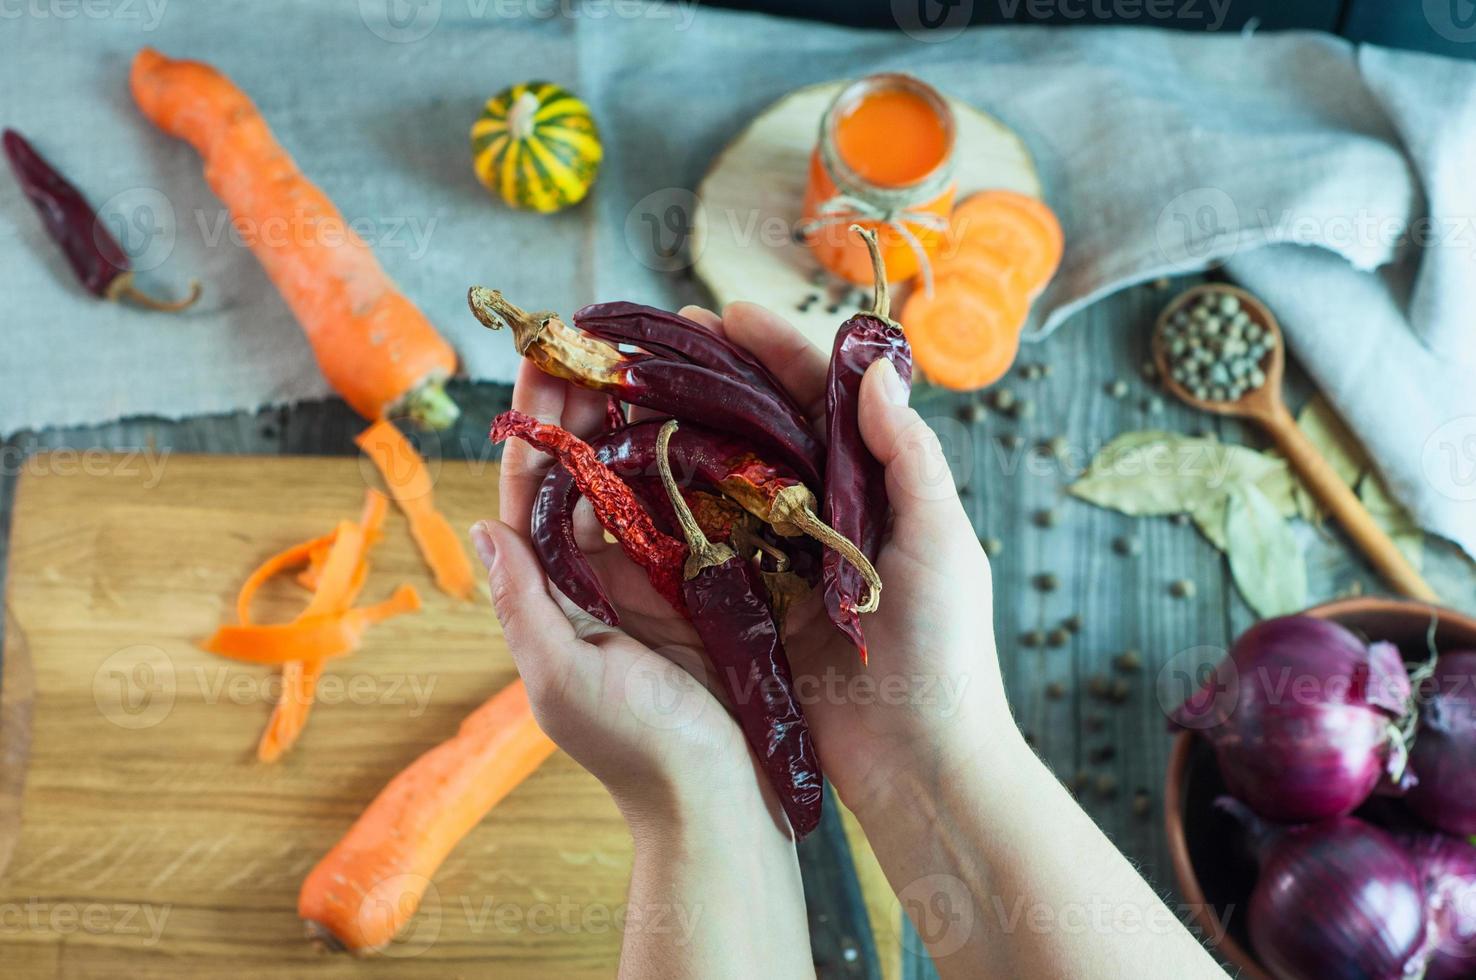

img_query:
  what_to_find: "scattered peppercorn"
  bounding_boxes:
[1169,578,1197,599]
[1021,629,1044,648]
[959,401,989,424]
[1112,535,1141,556]
[1032,508,1057,528]
[825,303,841,314]
[1114,649,1143,673]
[1096,774,1118,799]
[1087,674,1110,698]
[1021,363,1044,381]
[1047,435,1070,460]
[1170,513,1190,527]
[1109,677,1131,702]
[1061,614,1082,633]
[1014,398,1036,420]
[1089,744,1117,764]
[1143,396,1164,414]
[990,387,1016,411]
[1132,789,1152,818]
[1140,360,1160,382]
[1105,379,1129,399]
[1046,681,1066,700]
[1151,277,1170,291]
[1047,628,1070,648]
[981,536,1003,557]
[1033,572,1059,592]
[998,433,1025,451]
[1071,769,1090,794]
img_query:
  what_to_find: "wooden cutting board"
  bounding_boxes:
[0,452,903,977]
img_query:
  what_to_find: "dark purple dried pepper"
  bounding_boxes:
[821,227,913,663]
[575,301,803,416]
[532,418,871,627]
[3,128,199,312]
[468,287,824,489]
[655,420,822,838]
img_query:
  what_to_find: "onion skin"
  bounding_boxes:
[1229,805,1430,980]
[1172,616,1412,822]
[1397,831,1476,980]
[1406,651,1476,836]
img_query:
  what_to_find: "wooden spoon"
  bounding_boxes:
[1152,284,1438,603]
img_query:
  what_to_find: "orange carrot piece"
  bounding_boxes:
[129,49,459,429]
[259,492,390,762]
[356,420,477,600]
[299,681,557,953]
[902,277,1024,391]
[944,190,1063,298]
[237,534,333,625]
[204,586,421,665]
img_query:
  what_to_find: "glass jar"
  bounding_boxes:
[800,73,957,286]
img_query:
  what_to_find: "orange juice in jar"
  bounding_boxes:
[800,74,957,286]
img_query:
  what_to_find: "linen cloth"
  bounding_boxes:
[1,4,1473,557]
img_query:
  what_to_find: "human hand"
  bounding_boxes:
[475,358,778,833]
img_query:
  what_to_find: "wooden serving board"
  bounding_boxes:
[0,452,634,977]
[694,80,1044,354]
[0,452,902,978]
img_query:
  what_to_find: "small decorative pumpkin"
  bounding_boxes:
[471,81,602,214]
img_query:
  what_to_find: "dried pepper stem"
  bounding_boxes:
[851,223,892,322]
[766,485,881,613]
[656,421,736,579]
[470,287,626,389]
[105,273,202,312]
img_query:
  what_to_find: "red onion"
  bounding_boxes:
[1171,615,1413,821]
[1405,651,1476,836]
[1397,831,1476,980]
[1221,799,1431,980]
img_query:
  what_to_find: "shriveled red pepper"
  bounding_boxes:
[491,411,687,618]
[468,287,824,489]
[575,301,803,416]
[654,421,823,838]
[530,418,876,626]
[822,228,914,663]
[3,128,200,312]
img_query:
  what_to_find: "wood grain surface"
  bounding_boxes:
[0,452,643,976]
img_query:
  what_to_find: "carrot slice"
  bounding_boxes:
[299,680,557,953]
[237,534,333,625]
[204,586,421,665]
[930,251,1031,328]
[902,277,1024,391]
[297,492,387,592]
[944,190,1063,298]
[356,420,477,600]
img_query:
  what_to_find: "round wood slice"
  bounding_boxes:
[694,80,1043,354]
[0,617,35,881]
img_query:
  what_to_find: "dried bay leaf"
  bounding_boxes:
[1225,483,1308,616]
[1070,431,1284,516]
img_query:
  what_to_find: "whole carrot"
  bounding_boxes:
[299,681,556,953]
[129,49,460,428]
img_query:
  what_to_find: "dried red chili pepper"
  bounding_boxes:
[575,301,803,416]
[3,128,200,312]
[529,418,877,626]
[654,420,823,838]
[468,288,824,489]
[491,410,686,619]
[822,228,914,663]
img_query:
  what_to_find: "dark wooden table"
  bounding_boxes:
[3,276,1473,977]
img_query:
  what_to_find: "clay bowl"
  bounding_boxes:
[1164,596,1476,977]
